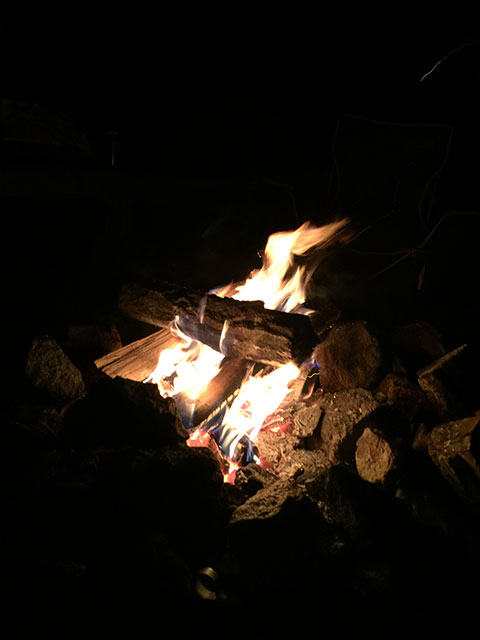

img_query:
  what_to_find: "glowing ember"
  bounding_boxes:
[145,219,347,481]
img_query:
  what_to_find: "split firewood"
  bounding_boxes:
[119,281,319,366]
[189,358,252,428]
[94,328,180,382]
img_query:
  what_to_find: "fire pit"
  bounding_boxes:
[95,220,349,480]
[5,218,480,633]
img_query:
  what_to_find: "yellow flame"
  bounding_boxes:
[220,362,300,458]
[147,220,347,476]
[145,320,224,400]
[214,219,347,312]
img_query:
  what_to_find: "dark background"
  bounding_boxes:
[1,17,479,359]
[1,16,479,632]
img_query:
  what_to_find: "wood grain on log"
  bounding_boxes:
[94,328,180,381]
[119,281,319,366]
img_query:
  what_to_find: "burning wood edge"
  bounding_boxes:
[94,331,258,431]
[187,358,253,427]
[118,281,322,367]
[94,328,180,382]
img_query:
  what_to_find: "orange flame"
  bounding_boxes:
[146,219,347,480]
[213,219,347,312]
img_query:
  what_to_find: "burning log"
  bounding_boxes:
[119,281,319,366]
[189,358,252,428]
[94,328,180,382]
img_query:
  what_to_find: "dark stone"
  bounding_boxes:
[303,464,407,548]
[424,414,480,508]
[417,344,476,422]
[255,426,299,471]
[64,322,122,370]
[130,444,229,565]
[62,376,188,451]
[234,462,277,498]
[377,372,430,424]
[312,320,383,391]
[225,479,332,608]
[25,336,86,406]
[391,320,446,372]
[308,389,382,464]
[276,448,329,480]
[355,427,401,487]
[290,400,324,438]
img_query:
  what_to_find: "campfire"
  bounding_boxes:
[96,220,348,481]
[10,216,480,631]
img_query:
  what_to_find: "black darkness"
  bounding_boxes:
[2,19,479,356]
[1,16,479,632]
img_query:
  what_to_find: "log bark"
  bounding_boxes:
[94,328,180,381]
[118,281,319,366]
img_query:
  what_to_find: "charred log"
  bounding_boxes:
[189,358,252,428]
[119,281,319,366]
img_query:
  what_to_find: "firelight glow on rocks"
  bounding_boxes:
[146,219,347,478]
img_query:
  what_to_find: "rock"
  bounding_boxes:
[291,401,324,438]
[229,479,313,525]
[309,389,382,464]
[226,479,330,605]
[25,336,86,405]
[131,444,229,564]
[276,449,329,480]
[423,414,480,507]
[255,426,299,472]
[377,372,429,423]
[355,427,400,487]
[312,320,383,391]
[391,320,446,371]
[62,376,188,451]
[303,464,408,549]
[234,462,277,498]
[64,323,122,370]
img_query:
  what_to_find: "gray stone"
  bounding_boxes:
[26,336,85,405]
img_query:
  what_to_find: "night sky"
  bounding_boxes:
[2,19,479,175]
[1,18,479,354]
